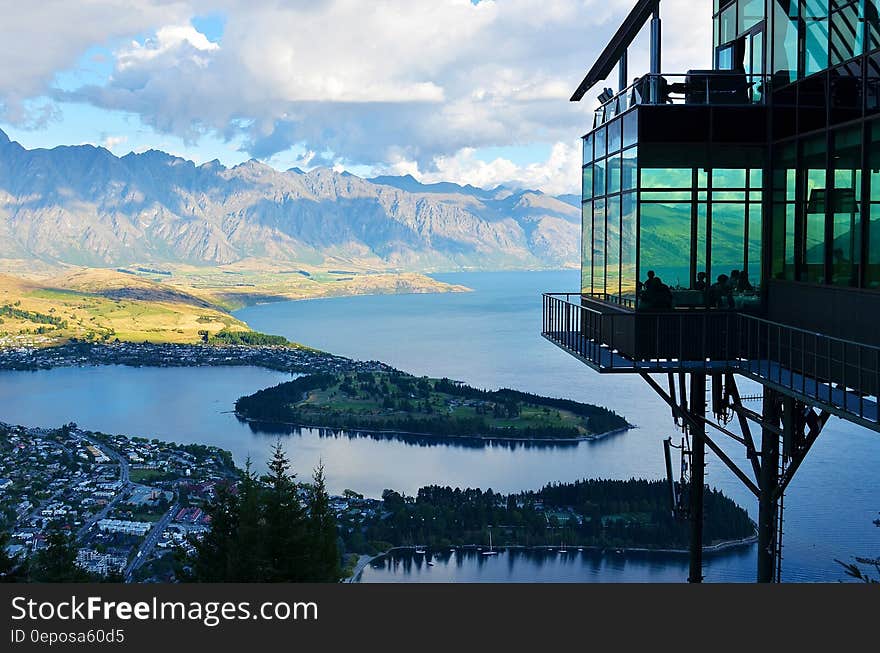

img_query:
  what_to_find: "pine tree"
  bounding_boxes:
[260,441,307,581]
[0,530,22,582]
[305,462,341,582]
[234,458,264,581]
[192,480,239,581]
[29,523,92,582]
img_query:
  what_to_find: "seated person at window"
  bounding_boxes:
[735,270,754,293]
[708,274,734,309]
[640,273,673,310]
[694,271,707,291]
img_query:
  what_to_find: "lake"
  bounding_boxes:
[1,271,877,582]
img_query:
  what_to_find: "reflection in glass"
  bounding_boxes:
[606,195,621,299]
[593,199,606,295]
[621,193,637,303]
[581,203,592,293]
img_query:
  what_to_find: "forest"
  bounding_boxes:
[342,479,755,553]
[235,371,629,440]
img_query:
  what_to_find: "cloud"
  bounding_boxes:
[388,140,583,195]
[99,134,128,150]
[2,0,713,187]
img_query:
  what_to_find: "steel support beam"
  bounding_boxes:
[689,373,706,583]
[758,389,781,583]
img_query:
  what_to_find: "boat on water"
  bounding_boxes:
[414,549,426,554]
[482,529,499,556]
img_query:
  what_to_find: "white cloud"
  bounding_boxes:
[390,140,582,195]
[1,0,713,190]
[99,134,128,150]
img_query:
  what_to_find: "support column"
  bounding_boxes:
[688,373,706,583]
[758,389,780,583]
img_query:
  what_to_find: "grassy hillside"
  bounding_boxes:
[0,271,250,347]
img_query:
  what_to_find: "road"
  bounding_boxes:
[124,504,178,582]
[74,432,132,542]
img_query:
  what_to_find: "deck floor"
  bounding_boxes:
[544,330,879,428]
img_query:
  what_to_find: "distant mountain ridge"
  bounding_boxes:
[0,129,579,270]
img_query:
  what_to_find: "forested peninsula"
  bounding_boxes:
[235,371,630,441]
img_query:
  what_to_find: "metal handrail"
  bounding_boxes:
[592,71,768,129]
[542,292,880,422]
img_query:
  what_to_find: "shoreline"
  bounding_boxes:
[235,413,632,445]
[348,536,759,582]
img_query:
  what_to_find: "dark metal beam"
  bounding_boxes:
[640,373,760,497]
[689,374,706,583]
[570,0,660,101]
[775,410,831,498]
[726,374,762,482]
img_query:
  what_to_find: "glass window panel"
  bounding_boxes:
[805,179,827,283]
[717,45,735,70]
[607,118,622,153]
[773,1,799,83]
[594,126,607,160]
[607,153,621,194]
[749,168,763,187]
[713,168,748,187]
[699,191,709,201]
[740,0,766,32]
[751,32,765,101]
[786,204,797,279]
[582,134,593,164]
[698,169,709,188]
[697,203,708,283]
[750,190,764,201]
[605,195,621,299]
[593,159,606,197]
[720,4,737,43]
[867,0,880,53]
[747,203,763,288]
[621,193,637,302]
[869,203,880,287]
[581,203,593,293]
[714,191,748,200]
[804,18,830,76]
[638,202,692,295]
[803,0,830,17]
[641,191,693,201]
[711,203,747,282]
[593,199,606,295]
[622,111,638,148]
[832,126,863,285]
[831,5,863,64]
[622,147,637,191]
[641,168,694,188]
[582,166,593,200]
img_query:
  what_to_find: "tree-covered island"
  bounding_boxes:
[235,371,630,441]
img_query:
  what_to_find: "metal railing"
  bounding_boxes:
[593,71,768,129]
[542,293,880,425]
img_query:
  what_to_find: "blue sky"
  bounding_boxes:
[0,1,709,193]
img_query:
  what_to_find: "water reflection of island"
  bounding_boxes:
[239,418,631,451]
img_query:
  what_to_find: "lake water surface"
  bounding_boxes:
[1,271,877,582]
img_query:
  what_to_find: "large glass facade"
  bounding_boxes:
[582,110,763,310]
[581,112,638,306]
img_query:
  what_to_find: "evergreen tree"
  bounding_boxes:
[260,441,307,581]
[29,523,92,582]
[192,480,239,581]
[0,530,22,582]
[305,462,341,582]
[234,458,263,581]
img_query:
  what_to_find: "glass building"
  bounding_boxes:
[578,0,880,342]
[545,0,880,584]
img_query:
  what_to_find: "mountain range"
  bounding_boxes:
[0,128,579,271]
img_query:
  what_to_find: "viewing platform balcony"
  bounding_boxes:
[592,71,768,130]
[542,292,880,431]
